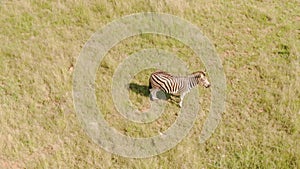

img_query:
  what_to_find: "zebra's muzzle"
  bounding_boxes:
[205,83,211,88]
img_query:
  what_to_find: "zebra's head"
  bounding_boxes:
[192,71,211,88]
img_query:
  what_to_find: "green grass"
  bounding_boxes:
[1,0,299,168]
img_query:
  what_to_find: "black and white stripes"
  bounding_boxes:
[149,70,210,107]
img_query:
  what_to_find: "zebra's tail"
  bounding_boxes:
[149,77,152,90]
[149,80,152,90]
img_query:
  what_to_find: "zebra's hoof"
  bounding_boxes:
[150,96,158,101]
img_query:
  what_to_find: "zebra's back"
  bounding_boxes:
[149,71,184,94]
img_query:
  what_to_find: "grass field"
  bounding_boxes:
[1,0,299,168]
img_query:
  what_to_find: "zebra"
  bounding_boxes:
[149,70,210,107]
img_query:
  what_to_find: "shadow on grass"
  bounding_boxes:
[128,83,150,97]
[128,83,171,101]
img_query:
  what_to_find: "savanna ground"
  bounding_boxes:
[1,0,299,168]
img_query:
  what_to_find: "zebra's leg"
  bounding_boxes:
[150,88,160,100]
[179,92,188,107]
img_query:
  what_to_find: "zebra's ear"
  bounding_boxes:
[201,70,207,76]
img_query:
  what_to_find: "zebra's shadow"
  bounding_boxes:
[128,83,149,97]
[128,83,172,101]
